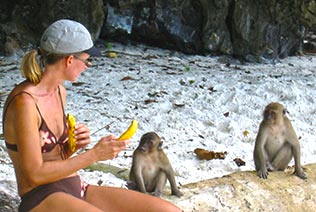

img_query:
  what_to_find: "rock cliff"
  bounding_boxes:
[1,0,316,60]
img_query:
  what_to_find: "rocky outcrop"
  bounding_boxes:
[1,0,316,60]
[102,0,316,60]
[2,164,316,212]
[0,0,104,56]
[166,164,316,212]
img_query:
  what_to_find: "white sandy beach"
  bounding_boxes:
[1,42,316,191]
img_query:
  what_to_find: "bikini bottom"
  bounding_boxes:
[18,175,89,212]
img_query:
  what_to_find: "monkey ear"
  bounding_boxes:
[158,141,163,149]
[283,109,288,115]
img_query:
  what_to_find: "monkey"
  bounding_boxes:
[128,132,183,197]
[253,102,307,179]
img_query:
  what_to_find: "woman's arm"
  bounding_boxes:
[11,93,129,186]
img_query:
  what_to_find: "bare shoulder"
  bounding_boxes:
[5,93,38,124]
[3,86,39,143]
[5,88,34,110]
[3,81,38,121]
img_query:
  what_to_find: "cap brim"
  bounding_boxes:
[85,46,101,57]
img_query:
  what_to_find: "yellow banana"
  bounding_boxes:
[67,114,76,152]
[118,120,138,141]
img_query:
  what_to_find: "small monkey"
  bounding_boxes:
[254,102,307,179]
[128,132,183,197]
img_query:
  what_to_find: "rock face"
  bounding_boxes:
[166,164,316,212]
[102,0,316,60]
[2,164,316,211]
[1,0,316,59]
[0,0,104,56]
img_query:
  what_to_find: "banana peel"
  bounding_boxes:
[67,114,76,152]
[118,120,138,141]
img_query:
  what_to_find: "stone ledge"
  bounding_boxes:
[167,163,316,212]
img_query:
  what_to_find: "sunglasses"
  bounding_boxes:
[74,55,93,67]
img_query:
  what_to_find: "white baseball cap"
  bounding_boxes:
[40,19,100,56]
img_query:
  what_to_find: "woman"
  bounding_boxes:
[2,19,182,212]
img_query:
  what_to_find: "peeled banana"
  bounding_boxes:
[118,120,138,141]
[67,114,76,152]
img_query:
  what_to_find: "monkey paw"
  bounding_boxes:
[258,169,269,179]
[294,170,307,179]
[152,191,162,197]
[172,190,183,197]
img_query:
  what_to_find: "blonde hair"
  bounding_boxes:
[21,49,69,84]
[21,49,42,84]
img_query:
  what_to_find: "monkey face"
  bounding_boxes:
[264,109,276,121]
[139,140,153,151]
[263,102,286,123]
[139,132,162,152]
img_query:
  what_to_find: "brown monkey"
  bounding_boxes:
[254,102,307,179]
[128,132,183,197]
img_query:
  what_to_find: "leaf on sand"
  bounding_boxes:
[144,99,158,104]
[173,103,185,108]
[223,112,230,117]
[243,130,249,136]
[72,82,85,86]
[121,76,135,81]
[194,148,227,160]
[233,158,246,167]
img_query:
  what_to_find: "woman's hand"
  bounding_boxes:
[75,123,91,149]
[93,135,130,161]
